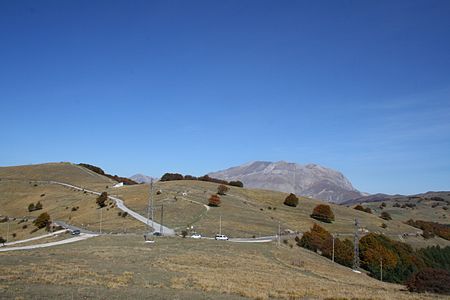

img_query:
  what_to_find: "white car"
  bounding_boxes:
[191,233,202,239]
[215,234,229,241]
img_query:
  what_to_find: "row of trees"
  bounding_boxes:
[406,219,450,241]
[79,163,138,185]
[160,172,244,188]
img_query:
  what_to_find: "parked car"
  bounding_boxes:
[71,229,81,235]
[215,234,229,241]
[191,233,202,239]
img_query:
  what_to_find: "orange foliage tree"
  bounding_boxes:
[208,194,221,207]
[310,204,335,223]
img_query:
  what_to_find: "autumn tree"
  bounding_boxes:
[217,184,229,195]
[298,223,332,253]
[33,212,51,229]
[96,192,108,208]
[284,193,299,207]
[208,194,221,207]
[310,204,335,223]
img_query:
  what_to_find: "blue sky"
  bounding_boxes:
[1,0,449,195]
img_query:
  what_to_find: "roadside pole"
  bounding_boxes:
[332,234,335,262]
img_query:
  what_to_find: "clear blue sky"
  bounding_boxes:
[1,0,449,195]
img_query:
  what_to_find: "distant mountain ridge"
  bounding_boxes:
[341,191,450,206]
[129,174,157,184]
[208,161,364,203]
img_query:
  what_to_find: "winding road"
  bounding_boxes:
[49,181,175,236]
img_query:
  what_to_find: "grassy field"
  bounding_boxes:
[361,197,449,224]
[0,179,145,242]
[113,180,434,242]
[0,162,116,190]
[0,234,445,300]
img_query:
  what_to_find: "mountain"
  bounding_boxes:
[208,161,364,203]
[129,173,157,184]
[341,191,450,206]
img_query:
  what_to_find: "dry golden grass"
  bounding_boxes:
[0,179,145,239]
[0,235,444,300]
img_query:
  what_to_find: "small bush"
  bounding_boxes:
[381,223,388,229]
[354,205,372,214]
[181,230,188,238]
[217,184,229,195]
[121,212,128,218]
[380,211,392,220]
[284,193,299,207]
[0,217,8,223]
[0,236,6,244]
[22,224,28,229]
[71,207,78,212]
[33,212,51,229]
[96,192,108,208]
[208,194,221,207]
[407,268,450,295]
[35,201,43,210]
[118,212,122,217]
[28,203,35,212]
[12,233,16,238]
[310,204,335,223]
[40,193,45,197]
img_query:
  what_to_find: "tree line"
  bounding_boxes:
[160,172,244,188]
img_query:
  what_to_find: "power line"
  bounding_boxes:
[353,218,360,270]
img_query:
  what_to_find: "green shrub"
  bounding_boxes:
[229,180,244,188]
[96,192,108,208]
[217,184,229,195]
[284,193,299,207]
[33,212,51,229]
[380,211,392,220]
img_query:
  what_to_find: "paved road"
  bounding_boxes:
[49,181,175,236]
[1,229,68,246]
[0,233,97,252]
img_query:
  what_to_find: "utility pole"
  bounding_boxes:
[332,234,335,263]
[219,215,222,235]
[278,221,281,247]
[353,219,360,270]
[100,208,103,234]
[160,204,164,236]
[146,179,154,235]
[6,217,10,242]
[380,258,383,281]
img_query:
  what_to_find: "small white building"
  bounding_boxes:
[113,182,124,188]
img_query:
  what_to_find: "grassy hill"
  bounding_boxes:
[1,162,448,248]
[1,162,449,299]
[113,180,444,245]
[0,163,145,244]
